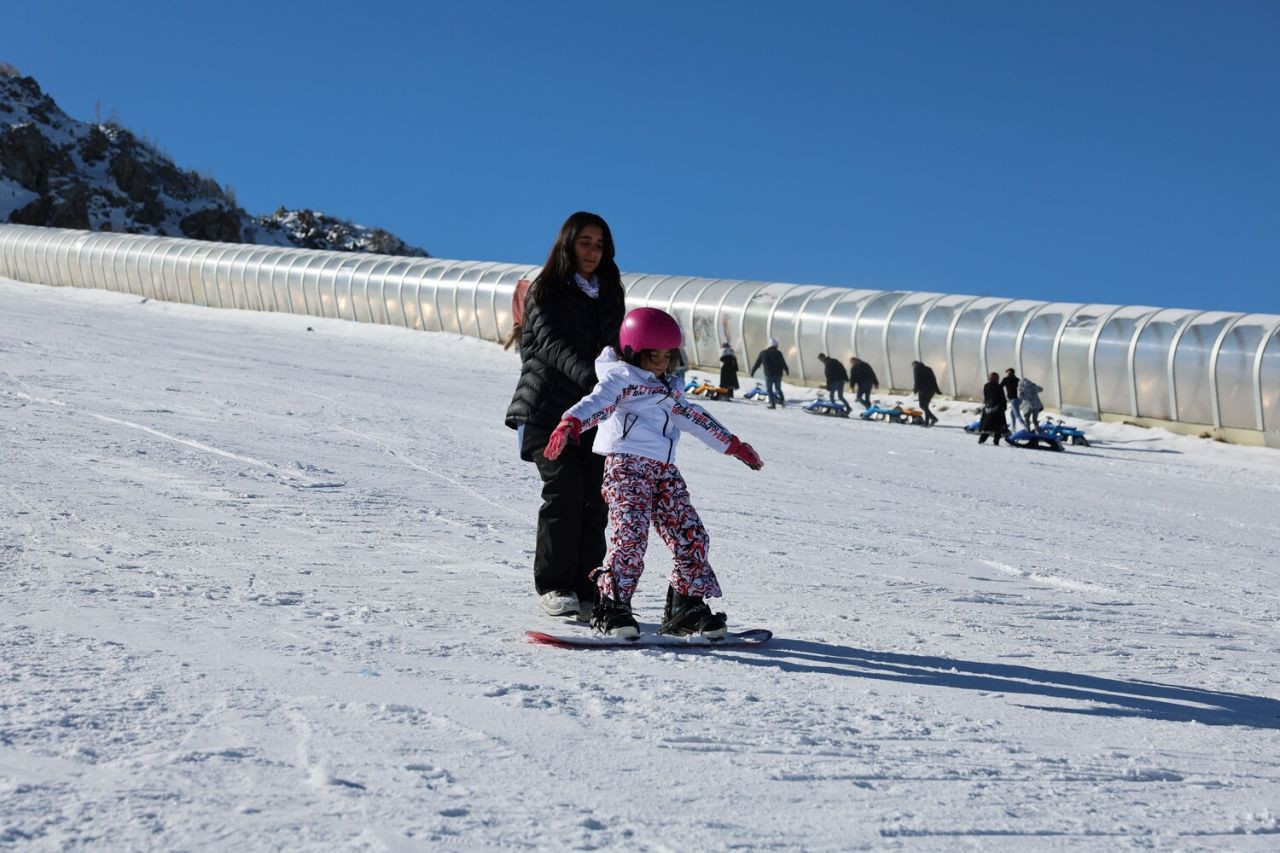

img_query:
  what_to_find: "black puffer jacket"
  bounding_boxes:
[504,281,625,431]
[750,348,789,378]
[850,360,879,389]
[913,363,940,396]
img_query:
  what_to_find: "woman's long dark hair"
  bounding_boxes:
[531,211,625,313]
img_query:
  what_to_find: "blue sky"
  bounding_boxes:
[8,0,1279,313]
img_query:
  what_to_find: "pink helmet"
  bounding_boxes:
[619,307,682,358]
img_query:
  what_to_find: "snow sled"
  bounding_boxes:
[803,398,851,418]
[687,380,732,401]
[859,403,924,425]
[969,416,1090,448]
[743,384,770,402]
[1041,416,1091,446]
[1006,426,1065,451]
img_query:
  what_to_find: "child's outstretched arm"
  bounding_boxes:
[668,398,763,470]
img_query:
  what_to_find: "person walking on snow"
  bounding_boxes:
[750,338,790,409]
[818,353,850,409]
[978,371,1010,445]
[1018,376,1045,431]
[543,307,764,639]
[719,343,740,398]
[504,212,626,622]
[911,360,941,426]
[1001,367,1023,431]
[849,357,878,410]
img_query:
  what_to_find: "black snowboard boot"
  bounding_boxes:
[660,587,727,639]
[591,596,639,639]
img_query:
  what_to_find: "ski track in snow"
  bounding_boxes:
[2,277,1280,850]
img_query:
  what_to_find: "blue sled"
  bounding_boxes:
[1006,427,1065,451]
[860,403,921,424]
[966,416,1089,447]
[1041,416,1091,446]
[803,399,851,418]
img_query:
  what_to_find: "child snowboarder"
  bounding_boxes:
[543,307,763,639]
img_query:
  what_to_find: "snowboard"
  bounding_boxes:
[525,628,772,649]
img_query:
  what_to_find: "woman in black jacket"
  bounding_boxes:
[977,372,1010,445]
[505,212,627,619]
[718,343,740,398]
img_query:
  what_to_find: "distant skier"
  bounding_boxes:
[849,357,879,409]
[817,354,850,409]
[1019,376,1045,431]
[718,343,740,398]
[750,338,790,409]
[911,360,940,426]
[977,372,1010,445]
[543,307,763,640]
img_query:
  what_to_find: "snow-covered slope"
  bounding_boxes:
[2,277,1278,849]
[0,65,428,256]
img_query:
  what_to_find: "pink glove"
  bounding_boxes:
[543,417,582,461]
[726,435,763,470]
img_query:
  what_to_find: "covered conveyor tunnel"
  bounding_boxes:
[2,224,1277,447]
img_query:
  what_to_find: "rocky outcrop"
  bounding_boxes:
[0,66,429,256]
[180,207,242,242]
[1,122,71,194]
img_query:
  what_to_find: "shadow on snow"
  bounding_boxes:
[723,639,1279,729]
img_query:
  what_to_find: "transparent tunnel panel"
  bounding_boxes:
[771,286,823,380]
[742,284,790,366]
[1174,313,1237,425]
[1057,305,1112,414]
[688,280,741,368]
[918,295,972,396]
[1094,308,1156,416]
[854,292,909,388]
[1133,310,1196,420]
[711,281,768,370]
[797,289,849,367]
[1019,304,1072,409]
[1215,317,1270,429]
[886,293,938,385]
[984,302,1041,385]
[950,298,1008,398]
[665,277,704,362]
[1261,330,1280,435]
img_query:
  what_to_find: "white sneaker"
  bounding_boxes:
[538,589,579,617]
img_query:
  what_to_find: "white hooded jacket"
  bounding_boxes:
[565,348,734,465]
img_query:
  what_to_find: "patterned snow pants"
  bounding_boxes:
[595,453,721,604]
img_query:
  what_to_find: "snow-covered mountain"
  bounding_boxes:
[0,64,429,256]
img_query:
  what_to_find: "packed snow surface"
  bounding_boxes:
[2,277,1279,850]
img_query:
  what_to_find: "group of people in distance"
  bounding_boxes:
[977,368,1045,444]
[503,212,761,641]
[738,340,904,417]
[736,340,943,428]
